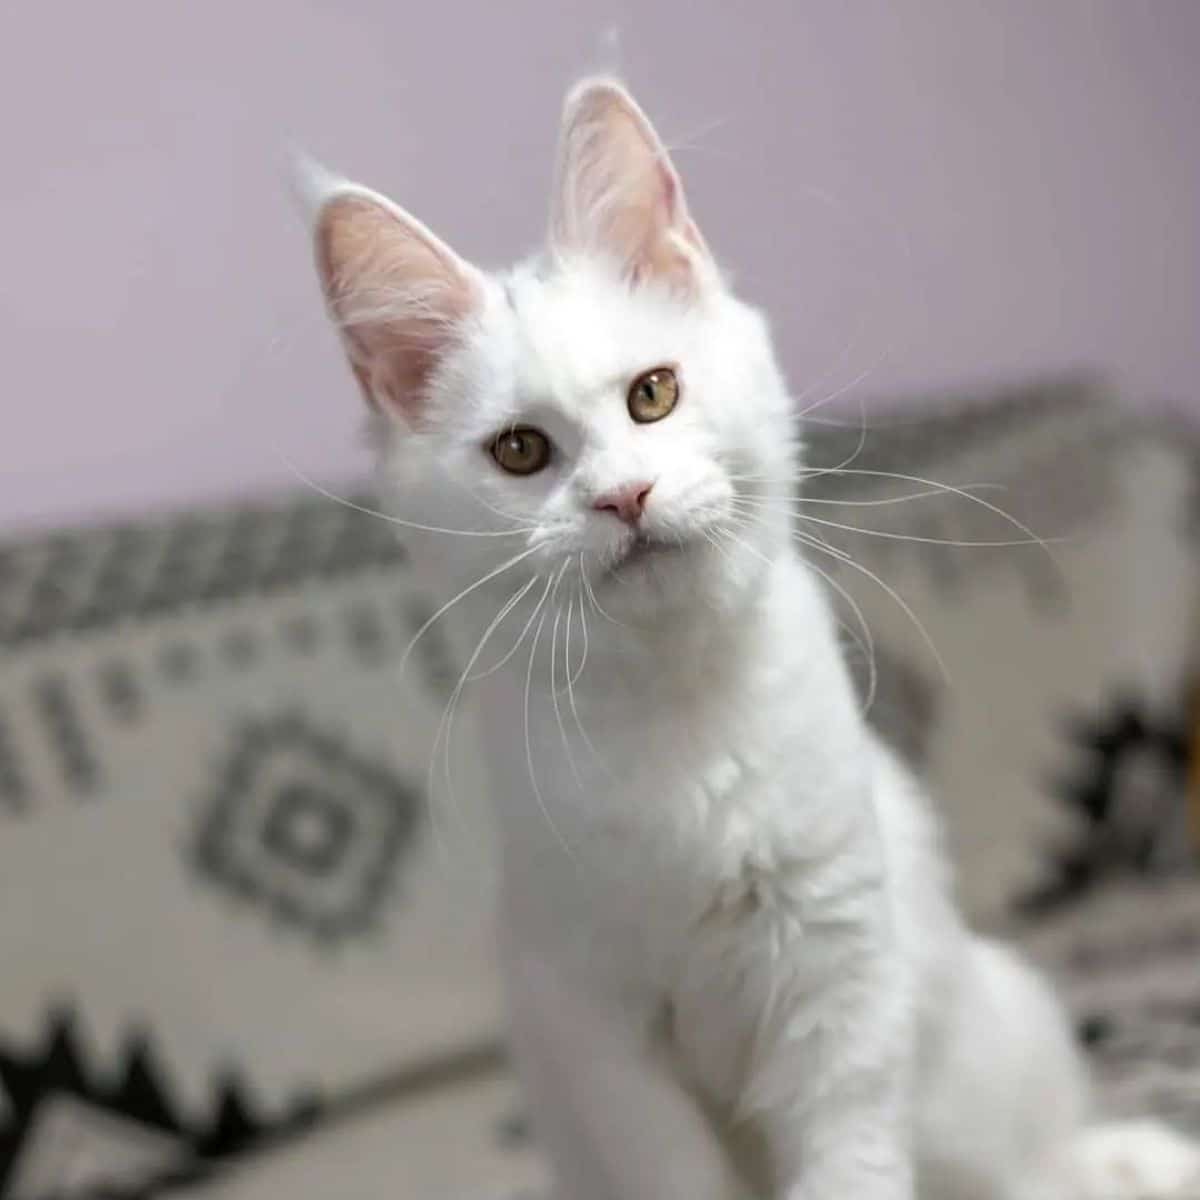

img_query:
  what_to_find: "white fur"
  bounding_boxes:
[301,78,1200,1200]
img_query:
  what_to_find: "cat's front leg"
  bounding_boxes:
[504,950,750,1200]
[692,883,916,1200]
[757,954,916,1200]
[767,1084,914,1200]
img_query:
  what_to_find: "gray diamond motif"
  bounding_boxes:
[191,714,422,944]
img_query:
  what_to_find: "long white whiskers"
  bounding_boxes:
[565,567,611,775]
[564,574,593,689]
[549,568,585,791]
[798,466,1059,563]
[432,574,541,842]
[727,484,989,508]
[469,573,556,681]
[579,555,629,629]
[279,455,538,538]
[524,600,577,862]
[795,360,883,422]
[728,496,1051,549]
[399,543,543,677]
[792,526,949,684]
[721,514,879,714]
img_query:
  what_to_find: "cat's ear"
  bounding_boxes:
[300,162,485,423]
[549,78,712,293]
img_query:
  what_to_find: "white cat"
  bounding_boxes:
[298,78,1200,1200]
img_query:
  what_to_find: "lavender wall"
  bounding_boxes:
[2,1,1197,533]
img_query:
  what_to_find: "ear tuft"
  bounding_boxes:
[550,77,711,293]
[286,147,347,225]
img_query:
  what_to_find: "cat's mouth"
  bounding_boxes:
[611,535,687,575]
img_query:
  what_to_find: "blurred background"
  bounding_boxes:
[1,3,1199,1199]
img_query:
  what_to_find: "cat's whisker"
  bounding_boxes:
[795,358,883,422]
[708,525,768,600]
[722,513,879,715]
[563,591,575,690]
[790,322,870,410]
[798,467,1059,563]
[469,572,556,680]
[450,474,541,529]
[524,600,578,863]
[727,496,1053,549]
[580,555,631,630]
[814,387,870,477]
[566,572,591,688]
[564,570,613,778]
[399,543,543,677]
[428,573,541,858]
[580,560,601,627]
[795,413,877,428]
[826,430,868,480]
[728,467,1045,560]
[728,468,1003,488]
[784,215,898,418]
[795,513,1055,549]
[280,455,538,538]
[701,526,737,566]
[790,263,903,425]
[806,557,879,716]
[730,486,981,509]
[549,570,586,792]
[792,526,950,684]
[709,520,756,559]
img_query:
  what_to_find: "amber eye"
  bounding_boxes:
[627,367,679,424]
[490,426,552,475]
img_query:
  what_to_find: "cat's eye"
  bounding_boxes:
[627,367,679,424]
[490,426,552,475]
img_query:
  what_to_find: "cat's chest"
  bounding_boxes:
[477,658,862,964]
[560,748,806,963]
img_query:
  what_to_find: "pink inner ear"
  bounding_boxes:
[552,82,710,292]
[316,194,478,420]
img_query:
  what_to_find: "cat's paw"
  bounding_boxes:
[1070,1120,1200,1199]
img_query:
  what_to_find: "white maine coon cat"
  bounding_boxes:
[297,78,1200,1200]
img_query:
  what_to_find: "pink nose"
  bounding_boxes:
[592,480,654,525]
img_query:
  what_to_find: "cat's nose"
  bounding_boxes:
[592,480,654,525]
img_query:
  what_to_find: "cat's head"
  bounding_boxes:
[302,79,797,628]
